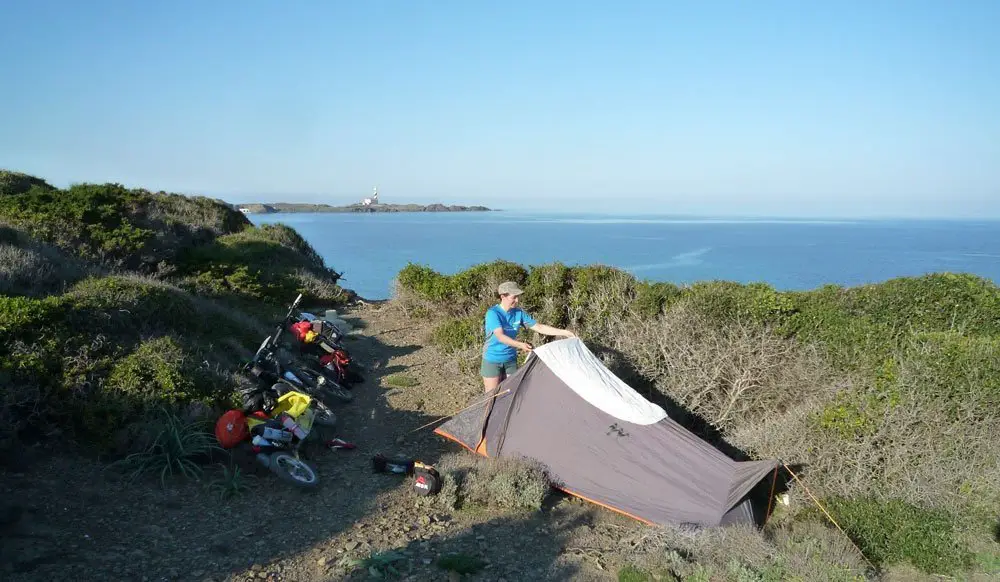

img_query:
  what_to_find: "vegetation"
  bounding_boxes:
[394,260,1000,578]
[434,453,551,512]
[0,170,350,456]
[383,373,419,388]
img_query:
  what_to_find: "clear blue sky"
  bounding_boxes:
[1,1,998,218]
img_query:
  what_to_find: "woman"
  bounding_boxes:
[481,281,575,393]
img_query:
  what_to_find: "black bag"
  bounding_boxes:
[412,462,441,496]
[372,453,414,475]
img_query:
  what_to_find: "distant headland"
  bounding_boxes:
[234,202,494,214]
[236,186,492,214]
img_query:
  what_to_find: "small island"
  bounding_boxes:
[236,187,493,214]
[235,202,494,214]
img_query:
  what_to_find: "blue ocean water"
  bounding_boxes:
[249,212,1000,300]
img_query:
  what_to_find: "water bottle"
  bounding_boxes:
[262,427,292,442]
[279,413,307,439]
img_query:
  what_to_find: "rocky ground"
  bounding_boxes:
[0,303,645,582]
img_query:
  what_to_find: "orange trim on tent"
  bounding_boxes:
[552,484,657,525]
[433,428,481,455]
[434,427,656,526]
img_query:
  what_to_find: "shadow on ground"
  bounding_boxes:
[0,308,593,582]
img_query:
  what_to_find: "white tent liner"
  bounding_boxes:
[532,337,667,425]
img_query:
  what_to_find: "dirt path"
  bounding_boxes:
[0,303,643,581]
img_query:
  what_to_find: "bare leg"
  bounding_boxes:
[483,374,500,394]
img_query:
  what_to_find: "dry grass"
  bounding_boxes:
[387,279,438,318]
[609,301,835,432]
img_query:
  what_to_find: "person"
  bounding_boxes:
[481,281,575,393]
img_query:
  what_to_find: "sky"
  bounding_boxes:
[1,1,998,218]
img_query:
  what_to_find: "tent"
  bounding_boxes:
[434,337,780,527]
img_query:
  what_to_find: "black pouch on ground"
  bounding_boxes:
[372,453,414,475]
[412,462,441,496]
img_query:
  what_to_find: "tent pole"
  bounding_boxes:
[408,388,511,433]
[764,465,779,522]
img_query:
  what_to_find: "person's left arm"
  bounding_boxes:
[523,311,575,338]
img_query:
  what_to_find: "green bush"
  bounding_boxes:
[396,263,453,302]
[396,259,527,313]
[107,337,206,404]
[683,280,796,324]
[0,224,90,297]
[176,224,345,305]
[0,170,55,196]
[1,276,258,445]
[431,316,483,354]
[0,178,252,272]
[634,280,683,318]
[903,331,1000,415]
[823,497,973,574]
[0,172,347,452]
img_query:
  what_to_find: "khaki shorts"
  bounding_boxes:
[480,358,517,379]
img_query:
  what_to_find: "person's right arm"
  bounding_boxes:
[492,327,533,351]
[486,309,532,351]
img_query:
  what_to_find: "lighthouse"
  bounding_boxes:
[362,187,379,207]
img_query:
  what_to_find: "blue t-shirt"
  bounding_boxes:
[483,305,537,363]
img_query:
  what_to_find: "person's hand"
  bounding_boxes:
[563,330,576,338]
[519,341,534,352]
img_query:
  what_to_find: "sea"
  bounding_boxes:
[248,211,1000,301]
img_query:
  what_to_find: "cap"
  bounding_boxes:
[497,281,524,296]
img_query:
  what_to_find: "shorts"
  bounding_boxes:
[480,358,517,379]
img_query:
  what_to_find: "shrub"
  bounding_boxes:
[683,280,796,325]
[610,303,830,432]
[0,182,155,266]
[0,275,261,445]
[0,170,55,196]
[395,259,527,314]
[431,316,483,354]
[395,263,453,303]
[82,336,220,437]
[522,262,571,327]
[448,259,528,308]
[634,280,683,318]
[0,224,89,297]
[822,498,973,574]
[434,453,551,512]
[176,224,345,305]
[0,177,253,273]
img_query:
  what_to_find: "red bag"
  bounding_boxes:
[290,321,312,342]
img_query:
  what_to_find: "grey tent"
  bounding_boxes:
[435,337,779,527]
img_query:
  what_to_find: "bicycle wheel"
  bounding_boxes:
[269,452,319,488]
